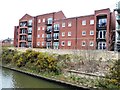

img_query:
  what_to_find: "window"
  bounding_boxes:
[53,42,59,49]
[38,19,41,23]
[98,18,107,27]
[38,27,40,30]
[46,42,51,49]
[43,18,45,22]
[90,31,94,35]
[42,42,44,46]
[37,42,40,46]
[47,34,51,39]
[28,20,32,26]
[28,27,32,33]
[28,35,32,41]
[90,20,94,25]
[47,18,53,24]
[53,33,59,39]
[47,26,52,32]
[42,34,44,38]
[82,31,86,36]
[98,42,106,50]
[68,22,72,27]
[82,41,86,46]
[37,34,40,38]
[68,32,71,36]
[42,27,45,30]
[61,41,65,46]
[98,30,106,39]
[54,24,60,31]
[28,42,32,47]
[82,20,86,25]
[62,32,65,37]
[62,23,65,27]
[89,41,94,46]
[68,41,71,46]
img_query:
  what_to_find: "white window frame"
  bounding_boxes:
[62,23,65,27]
[90,20,94,25]
[82,41,86,46]
[90,31,94,35]
[68,41,71,46]
[68,22,72,27]
[62,32,65,37]
[61,41,65,46]
[68,32,71,36]
[42,27,45,30]
[89,41,94,46]
[28,27,32,33]
[98,42,106,50]
[43,18,45,22]
[42,42,44,46]
[37,34,40,38]
[82,31,86,36]
[82,20,86,25]
[38,19,41,23]
[42,34,44,38]
[47,18,53,24]
[28,20,32,26]
[98,30,106,39]
[37,42,40,46]
[38,27,40,30]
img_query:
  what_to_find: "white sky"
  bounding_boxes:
[0,0,119,40]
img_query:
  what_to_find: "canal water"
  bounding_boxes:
[0,67,83,89]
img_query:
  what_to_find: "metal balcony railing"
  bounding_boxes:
[117,37,120,41]
[117,15,120,20]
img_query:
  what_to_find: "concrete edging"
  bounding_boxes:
[1,65,92,90]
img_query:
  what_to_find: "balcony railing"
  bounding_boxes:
[45,29,52,33]
[45,21,52,26]
[54,27,60,32]
[97,24,107,30]
[28,38,32,41]
[116,15,120,24]
[53,36,59,41]
[117,36,120,41]
[45,37,52,41]
[28,23,32,27]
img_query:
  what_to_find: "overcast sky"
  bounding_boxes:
[0,0,119,40]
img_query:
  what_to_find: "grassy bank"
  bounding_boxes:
[1,47,120,89]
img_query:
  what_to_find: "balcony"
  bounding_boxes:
[20,30,27,35]
[28,38,32,42]
[20,22,27,28]
[19,38,27,42]
[28,23,32,27]
[97,24,107,30]
[53,27,60,32]
[45,21,52,26]
[116,26,120,32]
[116,15,120,24]
[45,37,52,41]
[19,42,27,47]
[117,37,120,42]
[53,36,59,41]
[45,29,52,33]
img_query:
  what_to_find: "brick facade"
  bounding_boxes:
[14,8,115,50]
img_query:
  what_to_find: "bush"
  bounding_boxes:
[98,59,120,89]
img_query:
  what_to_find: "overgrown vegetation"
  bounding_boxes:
[97,59,120,89]
[1,47,120,89]
[1,48,61,75]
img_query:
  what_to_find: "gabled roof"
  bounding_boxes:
[19,14,33,21]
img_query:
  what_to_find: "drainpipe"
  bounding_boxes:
[75,18,77,50]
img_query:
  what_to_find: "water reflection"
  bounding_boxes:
[0,67,73,89]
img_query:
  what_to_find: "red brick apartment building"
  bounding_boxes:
[14,8,116,50]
